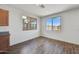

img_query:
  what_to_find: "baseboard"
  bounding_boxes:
[9,36,79,51]
[9,36,79,54]
[41,36,79,46]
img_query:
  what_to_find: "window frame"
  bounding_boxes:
[23,16,37,31]
[46,16,61,31]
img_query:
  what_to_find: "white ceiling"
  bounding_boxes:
[11,4,79,17]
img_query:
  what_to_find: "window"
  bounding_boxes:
[46,16,61,31]
[46,18,53,30]
[22,16,37,30]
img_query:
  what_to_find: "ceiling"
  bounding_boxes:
[11,4,79,17]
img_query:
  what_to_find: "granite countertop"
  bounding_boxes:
[0,32,9,36]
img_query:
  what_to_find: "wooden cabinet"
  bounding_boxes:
[0,9,9,26]
[0,33,9,52]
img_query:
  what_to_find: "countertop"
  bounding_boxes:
[0,32,9,36]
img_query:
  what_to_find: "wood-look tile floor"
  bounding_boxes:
[8,37,79,54]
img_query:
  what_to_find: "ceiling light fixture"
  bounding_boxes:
[36,4,45,8]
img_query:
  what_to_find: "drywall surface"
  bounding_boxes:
[0,5,40,46]
[41,8,79,45]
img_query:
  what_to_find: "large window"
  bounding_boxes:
[22,16,37,30]
[46,16,61,31]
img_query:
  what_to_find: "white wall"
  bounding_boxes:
[1,4,79,46]
[0,5,40,46]
[41,8,79,45]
